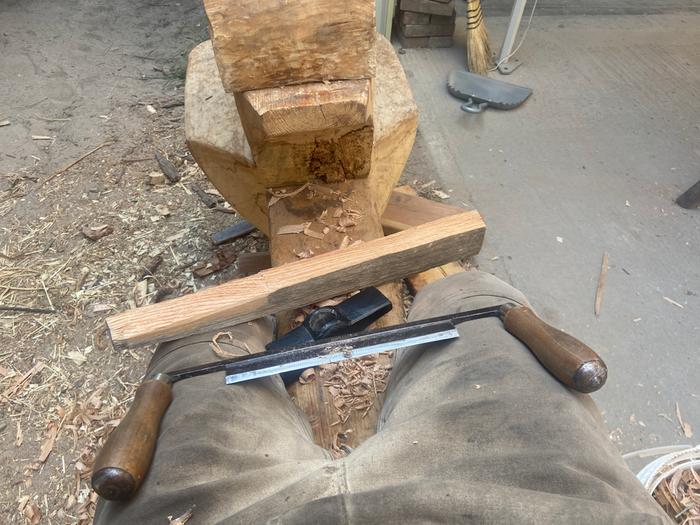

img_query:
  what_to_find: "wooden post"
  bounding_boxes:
[204,0,376,92]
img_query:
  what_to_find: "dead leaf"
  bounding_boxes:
[80,224,114,241]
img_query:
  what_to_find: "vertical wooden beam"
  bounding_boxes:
[268,179,405,451]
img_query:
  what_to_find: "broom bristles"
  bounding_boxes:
[466,0,492,75]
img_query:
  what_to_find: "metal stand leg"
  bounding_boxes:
[497,0,527,75]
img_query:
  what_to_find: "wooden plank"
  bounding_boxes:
[406,261,465,294]
[204,0,376,92]
[107,211,485,349]
[389,185,469,293]
[268,178,405,451]
[382,187,465,233]
[234,79,374,185]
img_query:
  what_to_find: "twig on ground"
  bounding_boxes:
[41,142,113,186]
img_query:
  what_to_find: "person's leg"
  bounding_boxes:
[94,318,333,524]
[287,271,670,524]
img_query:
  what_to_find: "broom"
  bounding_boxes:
[466,0,492,75]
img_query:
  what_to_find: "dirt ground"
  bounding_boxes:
[0,1,278,522]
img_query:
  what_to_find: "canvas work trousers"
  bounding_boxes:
[95,271,671,524]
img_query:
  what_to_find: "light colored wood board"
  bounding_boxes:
[390,186,468,293]
[107,211,485,349]
[382,187,466,234]
[367,37,418,217]
[268,178,404,451]
[406,262,465,294]
[204,0,376,92]
[185,42,269,233]
[185,37,417,220]
[233,79,374,185]
[235,80,372,142]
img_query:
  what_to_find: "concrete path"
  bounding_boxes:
[398,13,699,453]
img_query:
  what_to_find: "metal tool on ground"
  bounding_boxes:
[92,292,606,501]
[211,220,257,245]
[447,70,532,113]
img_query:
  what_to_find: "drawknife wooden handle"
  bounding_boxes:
[500,305,607,393]
[91,374,172,500]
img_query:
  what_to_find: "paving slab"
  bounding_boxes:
[398,13,700,454]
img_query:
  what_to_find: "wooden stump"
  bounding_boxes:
[185,35,418,232]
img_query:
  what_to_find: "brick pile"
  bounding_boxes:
[396,0,456,48]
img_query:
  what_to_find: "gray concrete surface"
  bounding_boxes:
[469,0,700,17]
[398,13,699,454]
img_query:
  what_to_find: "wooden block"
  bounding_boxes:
[382,187,465,234]
[234,80,374,185]
[204,0,376,92]
[406,262,465,294]
[106,211,485,349]
[400,11,431,24]
[185,37,418,232]
[401,22,454,37]
[268,178,405,451]
[184,42,268,232]
[399,0,454,16]
[390,186,468,294]
[398,30,454,48]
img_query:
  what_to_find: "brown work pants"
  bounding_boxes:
[95,271,671,524]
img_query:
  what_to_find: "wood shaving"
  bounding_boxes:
[293,248,314,259]
[168,507,195,524]
[276,224,306,235]
[653,467,700,524]
[210,332,247,358]
[303,224,325,240]
[431,189,450,200]
[268,183,309,207]
[664,296,685,309]
[298,368,316,384]
[676,403,694,438]
[338,216,357,228]
[339,236,351,249]
[80,224,114,241]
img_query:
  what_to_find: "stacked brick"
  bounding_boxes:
[396,0,456,48]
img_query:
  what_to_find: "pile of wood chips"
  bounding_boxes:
[653,468,700,524]
[319,356,391,457]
